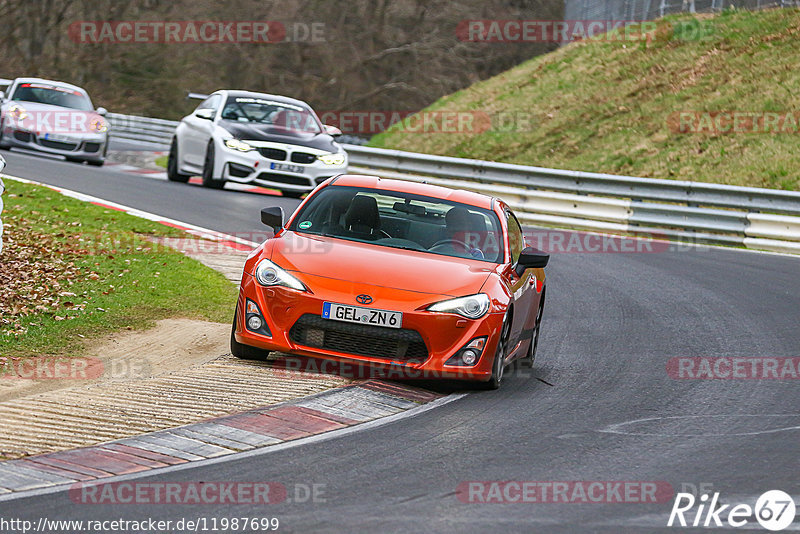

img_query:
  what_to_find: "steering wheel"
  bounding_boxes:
[429,239,471,252]
[378,229,392,239]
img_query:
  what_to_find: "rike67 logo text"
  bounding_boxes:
[668,490,796,531]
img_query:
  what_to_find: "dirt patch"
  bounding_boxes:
[0,319,348,459]
[0,318,229,403]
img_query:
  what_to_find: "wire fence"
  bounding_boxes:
[565,0,800,21]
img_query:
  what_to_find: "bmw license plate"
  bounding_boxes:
[322,302,402,329]
[270,162,305,174]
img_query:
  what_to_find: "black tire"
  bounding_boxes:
[65,157,84,164]
[521,287,545,368]
[87,159,104,167]
[230,310,270,361]
[0,121,9,149]
[478,315,511,390]
[167,138,190,183]
[202,141,225,189]
[282,189,306,199]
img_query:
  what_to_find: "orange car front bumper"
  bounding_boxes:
[234,272,505,382]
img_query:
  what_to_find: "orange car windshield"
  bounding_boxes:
[289,185,505,263]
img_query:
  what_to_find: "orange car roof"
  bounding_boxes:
[330,174,495,210]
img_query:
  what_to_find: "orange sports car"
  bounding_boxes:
[231,174,549,389]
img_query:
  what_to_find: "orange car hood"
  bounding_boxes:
[270,232,495,297]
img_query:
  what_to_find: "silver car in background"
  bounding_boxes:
[0,77,109,166]
[0,153,5,253]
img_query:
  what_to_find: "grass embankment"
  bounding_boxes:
[0,179,237,358]
[372,8,800,190]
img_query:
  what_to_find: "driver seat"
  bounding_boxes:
[344,195,382,239]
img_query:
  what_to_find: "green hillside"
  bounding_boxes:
[371,9,800,190]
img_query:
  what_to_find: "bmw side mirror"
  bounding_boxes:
[96,106,107,116]
[195,108,215,120]
[0,154,6,173]
[261,207,285,233]
[516,247,549,275]
[324,124,342,137]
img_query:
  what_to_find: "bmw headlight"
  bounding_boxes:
[225,139,255,152]
[254,259,307,292]
[318,152,346,166]
[427,293,491,319]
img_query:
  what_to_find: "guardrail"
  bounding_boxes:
[107,113,177,146]
[344,145,800,254]
[107,112,800,254]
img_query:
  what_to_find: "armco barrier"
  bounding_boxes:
[107,112,800,254]
[107,112,177,145]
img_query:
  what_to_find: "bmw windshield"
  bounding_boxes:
[289,185,505,263]
[221,96,322,134]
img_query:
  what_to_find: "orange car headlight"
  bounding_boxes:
[254,259,308,292]
[427,293,490,319]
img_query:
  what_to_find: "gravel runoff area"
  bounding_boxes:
[0,237,350,460]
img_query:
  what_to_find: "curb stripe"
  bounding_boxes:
[0,380,448,496]
[27,457,112,478]
[19,460,95,482]
[100,444,187,466]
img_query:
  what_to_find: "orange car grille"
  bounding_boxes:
[289,314,428,363]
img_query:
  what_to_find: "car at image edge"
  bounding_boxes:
[232,174,549,389]
[0,77,109,166]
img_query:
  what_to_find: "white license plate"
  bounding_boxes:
[270,162,305,174]
[44,133,73,143]
[322,302,402,329]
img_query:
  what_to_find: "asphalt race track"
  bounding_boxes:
[1,148,799,533]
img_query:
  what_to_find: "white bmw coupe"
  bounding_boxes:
[168,90,348,198]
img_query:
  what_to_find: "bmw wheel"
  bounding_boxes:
[167,138,190,182]
[202,141,226,189]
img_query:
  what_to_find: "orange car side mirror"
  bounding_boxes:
[261,207,285,233]
[517,247,549,274]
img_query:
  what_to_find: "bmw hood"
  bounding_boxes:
[269,232,494,298]
[219,120,338,152]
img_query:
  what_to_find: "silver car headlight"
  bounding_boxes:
[90,117,108,133]
[225,139,255,152]
[427,293,490,319]
[254,259,307,292]
[318,152,346,166]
